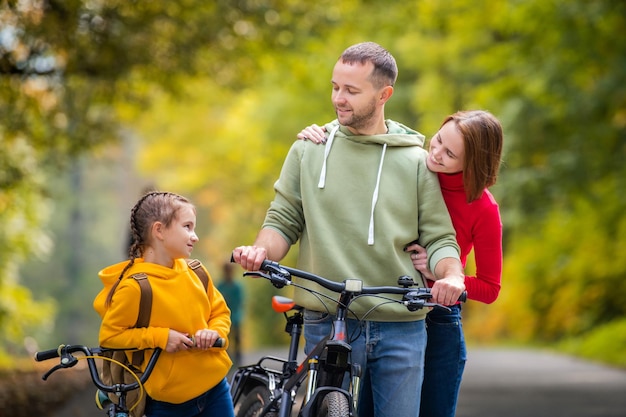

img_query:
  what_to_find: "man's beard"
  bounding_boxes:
[336,98,377,132]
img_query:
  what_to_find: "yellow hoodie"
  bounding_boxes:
[94,258,232,403]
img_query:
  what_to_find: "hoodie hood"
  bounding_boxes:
[318,119,425,245]
[94,258,187,317]
[98,259,185,282]
[323,119,425,147]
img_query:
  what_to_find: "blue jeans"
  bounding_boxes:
[145,378,234,417]
[419,304,467,417]
[304,310,426,417]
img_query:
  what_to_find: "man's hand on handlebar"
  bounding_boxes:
[232,246,268,271]
[430,257,466,306]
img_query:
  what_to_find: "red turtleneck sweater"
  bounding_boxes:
[438,172,502,303]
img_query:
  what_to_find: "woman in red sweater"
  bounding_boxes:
[405,110,503,417]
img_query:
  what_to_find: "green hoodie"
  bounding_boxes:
[263,119,460,321]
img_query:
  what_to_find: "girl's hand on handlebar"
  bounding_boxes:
[232,246,267,271]
[166,330,194,353]
[297,124,327,144]
[192,329,221,350]
[405,242,434,281]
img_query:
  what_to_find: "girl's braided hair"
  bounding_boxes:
[104,191,193,306]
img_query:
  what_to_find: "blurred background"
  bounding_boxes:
[1,0,625,376]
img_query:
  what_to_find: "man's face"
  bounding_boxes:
[331,60,381,134]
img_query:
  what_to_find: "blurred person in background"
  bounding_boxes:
[217,260,244,365]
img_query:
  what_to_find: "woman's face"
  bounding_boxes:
[426,120,465,174]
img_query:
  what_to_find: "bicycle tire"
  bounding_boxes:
[316,391,350,417]
[236,385,278,417]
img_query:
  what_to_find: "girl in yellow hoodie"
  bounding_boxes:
[94,191,234,417]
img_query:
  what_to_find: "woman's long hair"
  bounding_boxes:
[441,110,504,202]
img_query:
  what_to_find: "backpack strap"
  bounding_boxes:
[132,273,152,328]
[187,259,209,291]
[130,272,152,367]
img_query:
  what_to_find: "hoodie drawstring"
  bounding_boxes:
[318,125,388,246]
[368,143,387,245]
[318,125,340,189]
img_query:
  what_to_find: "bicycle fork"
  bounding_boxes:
[301,320,360,416]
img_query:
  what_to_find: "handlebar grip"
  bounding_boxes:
[189,336,226,348]
[35,347,62,362]
[458,291,467,303]
[260,259,279,270]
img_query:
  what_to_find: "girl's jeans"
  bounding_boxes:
[419,304,467,417]
[145,378,234,417]
[304,310,426,417]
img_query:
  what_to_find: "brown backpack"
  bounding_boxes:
[97,259,209,417]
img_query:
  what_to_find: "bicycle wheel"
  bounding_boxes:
[237,385,278,417]
[317,391,350,417]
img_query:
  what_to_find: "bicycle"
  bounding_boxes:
[230,259,466,417]
[34,337,224,417]
[34,344,162,417]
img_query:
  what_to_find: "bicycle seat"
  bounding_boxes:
[272,295,302,313]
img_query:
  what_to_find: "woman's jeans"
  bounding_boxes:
[145,378,234,417]
[304,310,426,417]
[419,304,467,417]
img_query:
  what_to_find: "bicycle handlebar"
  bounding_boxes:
[35,345,69,362]
[248,259,466,309]
[35,336,225,396]
[34,344,162,393]
[34,336,224,363]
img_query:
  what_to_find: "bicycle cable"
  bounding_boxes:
[79,353,146,413]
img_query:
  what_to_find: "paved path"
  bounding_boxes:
[49,347,626,417]
[456,348,626,417]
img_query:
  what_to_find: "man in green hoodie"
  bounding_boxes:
[232,42,464,417]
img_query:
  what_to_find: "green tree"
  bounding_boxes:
[0,0,339,355]
[3,0,625,365]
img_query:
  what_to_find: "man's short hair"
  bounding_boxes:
[339,42,398,88]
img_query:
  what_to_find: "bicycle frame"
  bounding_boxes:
[231,300,353,417]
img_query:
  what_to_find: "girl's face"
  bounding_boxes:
[161,204,199,259]
[427,120,465,174]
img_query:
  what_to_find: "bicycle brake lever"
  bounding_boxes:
[429,303,452,313]
[404,298,425,312]
[244,271,271,279]
[244,270,290,289]
[42,364,64,381]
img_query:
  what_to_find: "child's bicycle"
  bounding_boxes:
[230,259,466,417]
[35,337,225,416]
[34,344,163,417]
